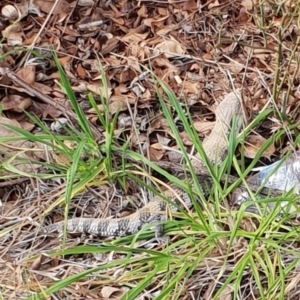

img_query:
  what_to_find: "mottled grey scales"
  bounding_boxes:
[43,199,168,237]
[41,91,243,238]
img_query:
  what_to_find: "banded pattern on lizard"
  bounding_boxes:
[43,175,213,237]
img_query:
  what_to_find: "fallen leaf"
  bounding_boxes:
[243,135,275,160]
[0,95,32,112]
[150,143,165,160]
[101,286,126,299]
[155,38,185,58]
[242,0,253,10]
[16,65,35,85]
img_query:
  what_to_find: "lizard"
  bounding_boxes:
[42,174,214,237]
[40,90,244,238]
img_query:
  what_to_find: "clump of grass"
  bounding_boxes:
[9,66,298,300]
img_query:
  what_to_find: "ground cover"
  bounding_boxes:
[1,0,300,299]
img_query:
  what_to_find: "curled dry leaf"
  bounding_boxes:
[101,286,127,299]
[243,134,275,160]
[30,255,43,271]
[144,14,169,29]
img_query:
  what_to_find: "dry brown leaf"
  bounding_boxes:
[121,32,149,43]
[32,82,53,94]
[155,38,185,58]
[127,56,143,73]
[182,0,198,11]
[101,286,126,299]
[150,144,165,160]
[137,4,147,16]
[88,99,127,115]
[30,256,43,271]
[243,135,275,160]
[151,142,163,150]
[236,7,249,24]
[224,61,244,74]
[37,103,65,118]
[202,53,213,60]
[208,0,220,9]
[19,121,35,131]
[242,0,253,10]
[58,56,72,65]
[144,14,169,29]
[16,65,35,85]
[14,0,31,18]
[152,57,178,72]
[131,133,147,147]
[2,23,24,46]
[140,89,152,103]
[0,201,21,221]
[34,0,70,20]
[85,82,112,98]
[0,95,32,112]
[179,131,192,146]
[76,64,87,79]
[110,95,135,105]
[182,81,202,94]
[156,134,171,146]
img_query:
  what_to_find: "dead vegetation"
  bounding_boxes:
[1,0,300,299]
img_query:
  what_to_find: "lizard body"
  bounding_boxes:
[42,176,212,237]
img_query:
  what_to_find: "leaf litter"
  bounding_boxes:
[1,0,300,298]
